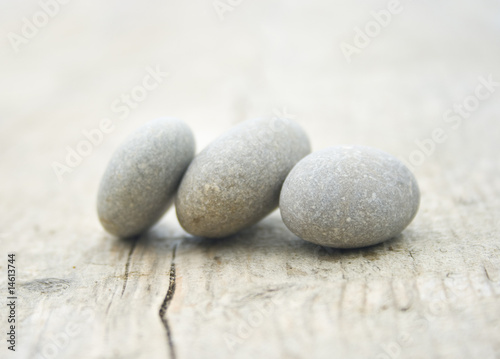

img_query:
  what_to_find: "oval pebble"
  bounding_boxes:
[280,146,420,248]
[175,117,311,238]
[97,118,195,237]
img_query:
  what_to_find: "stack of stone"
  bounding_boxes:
[97,117,419,248]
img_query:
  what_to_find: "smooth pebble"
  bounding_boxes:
[176,117,311,238]
[97,118,195,237]
[280,145,420,248]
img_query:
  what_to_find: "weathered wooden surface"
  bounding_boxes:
[1,1,500,358]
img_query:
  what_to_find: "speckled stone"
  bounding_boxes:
[280,146,420,248]
[97,118,195,237]
[175,117,311,238]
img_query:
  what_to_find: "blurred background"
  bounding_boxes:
[1,0,499,226]
[1,0,499,250]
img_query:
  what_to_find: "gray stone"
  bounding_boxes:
[175,117,311,238]
[279,146,420,248]
[97,118,195,237]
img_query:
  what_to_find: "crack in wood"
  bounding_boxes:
[121,238,138,297]
[408,250,416,262]
[159,244,178,359]
[484,265,492,282]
